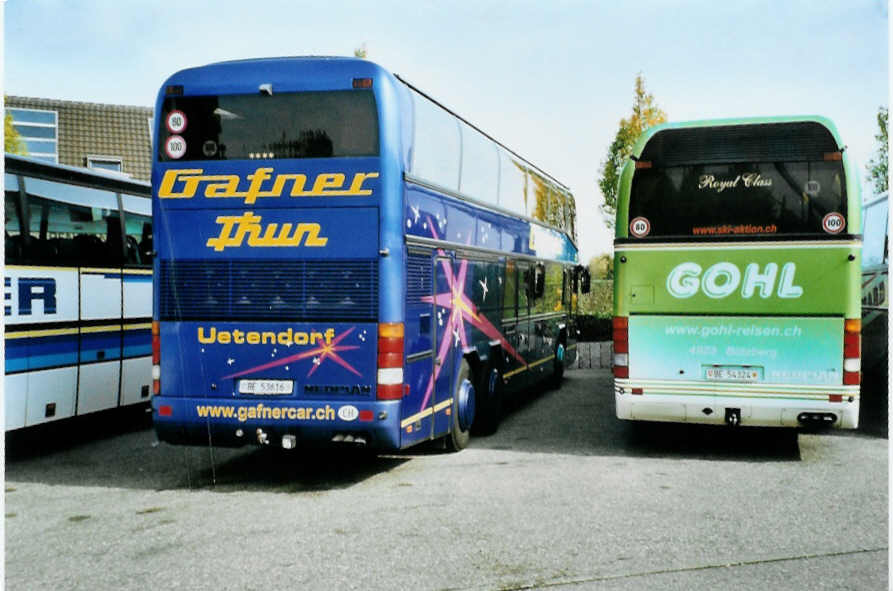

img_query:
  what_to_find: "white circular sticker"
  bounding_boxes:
[822,212,845,234]
[629,217,651,238]
[805,180,821,197]
[166,110,187,134]
[337,405,359,422]
[164,135,187,159]
[202,140,218,157]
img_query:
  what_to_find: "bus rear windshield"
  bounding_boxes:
[158,90,378,161]
[629,161,847,238]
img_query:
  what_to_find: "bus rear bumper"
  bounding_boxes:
[152,396,403,450]
[614,381,859,429]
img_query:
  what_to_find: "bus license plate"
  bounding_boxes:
[703,366,763,382]
[238,379,294,395]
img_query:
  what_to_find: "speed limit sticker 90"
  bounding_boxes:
[166,110,187,134]
[822,212,845,234]
[629,217,651,238]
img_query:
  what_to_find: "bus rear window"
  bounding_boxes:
[158,90,378,161]
[629,161,847,238]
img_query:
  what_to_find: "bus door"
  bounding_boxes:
[78,267,123,415]
[432,254,458,437]
[508,261,532,391]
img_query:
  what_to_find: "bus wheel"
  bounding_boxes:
[445,360,474,452]
[550,340,566,389]
[472,365,502,436]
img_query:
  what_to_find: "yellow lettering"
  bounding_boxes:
[310,173,346,195]
[217,331,231,344]
[158,169,378,201]
[197,326,216,344]
[293,223,328,247]
[348,172,379,195]
[243,168,275,204]
[206,212,262,251]
[203,175,244,198]
[246,332,260,344]
[277,329,293,346]
[294,332,308,345]
[272,408,282,419]
[261,332,275,344]
[272,174,309,197]
[158,169,204,199]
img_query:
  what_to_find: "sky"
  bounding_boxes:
[3,0,889,259]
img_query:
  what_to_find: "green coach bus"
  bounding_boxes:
[613,116,862,429]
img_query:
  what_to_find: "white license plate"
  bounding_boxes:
[238,379,294,395]
[703,366,763,382]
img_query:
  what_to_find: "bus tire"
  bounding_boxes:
[445,359,474,452]
[472,365,502,436]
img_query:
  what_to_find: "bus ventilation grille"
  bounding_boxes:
[159,260,378,321]
[406,253,433,302]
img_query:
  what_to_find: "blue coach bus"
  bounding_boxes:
[151,56,587,451]
[5,154,153,430]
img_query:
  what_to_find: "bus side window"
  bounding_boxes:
[122,194,152,266]
[124,214,152,266]
[518,264,530,315]
[502,261,518,319]
[26,194,120,267]
[863,198,889,267]
[5,177,25,264]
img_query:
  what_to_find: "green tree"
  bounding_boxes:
[597,74,666,227]
[5,104,26,155]
[866,105,888,194]
[588,253,613,280]
[354,44,367,59]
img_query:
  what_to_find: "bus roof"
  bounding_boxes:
[5,153,150,194]
[630,115,845,160]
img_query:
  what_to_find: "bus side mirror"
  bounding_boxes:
[580,267,591,294]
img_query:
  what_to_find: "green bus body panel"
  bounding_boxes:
[614,244,861,318]
[628,315,844,385]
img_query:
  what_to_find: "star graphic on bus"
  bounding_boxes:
[222,327,362,380]
[418,217,525,410]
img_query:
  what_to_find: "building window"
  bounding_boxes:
[7,108,58,163]
[86,155,123,173]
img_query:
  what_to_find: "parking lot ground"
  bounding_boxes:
[5,368,888,590]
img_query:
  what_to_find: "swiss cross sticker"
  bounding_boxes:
[822,212,845,234]
[629,217,651,238]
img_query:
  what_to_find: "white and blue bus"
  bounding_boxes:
[861,191,888,375]
[4,154,153,430]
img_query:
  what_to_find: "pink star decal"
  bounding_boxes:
[418,217,525,410]
[222,327,362,380]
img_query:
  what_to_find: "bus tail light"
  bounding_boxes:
[613,316,629,379]
[152,322,161,395]
[843,318,861,386]
[377,322,405,400]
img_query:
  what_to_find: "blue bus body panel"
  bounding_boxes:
[161,321,378,399]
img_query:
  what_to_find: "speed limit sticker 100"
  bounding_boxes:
[822,212,845,234]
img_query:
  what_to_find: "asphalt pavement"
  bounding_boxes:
[4,366,888,590]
